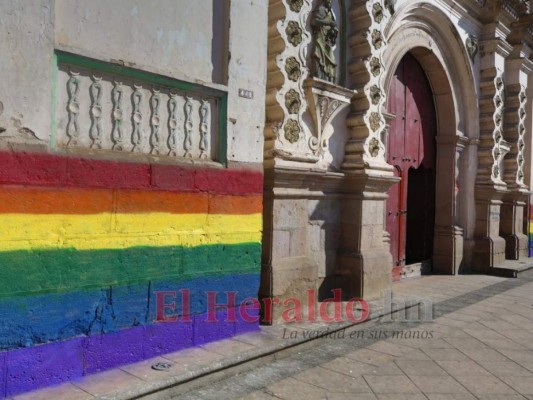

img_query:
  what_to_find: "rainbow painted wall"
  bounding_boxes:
[0,151,263,397]
[530,204,533,257]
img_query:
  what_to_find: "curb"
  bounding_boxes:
[98,297,422,399]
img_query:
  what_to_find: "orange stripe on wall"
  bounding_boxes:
[0,186,262,215]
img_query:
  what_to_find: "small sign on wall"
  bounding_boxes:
[238,88,254,99]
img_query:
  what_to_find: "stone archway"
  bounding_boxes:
[382,3,478,274]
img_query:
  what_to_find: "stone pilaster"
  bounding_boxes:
[337,1,398,298]
[433,135,469,274]
[343,0,391,170]
[501,16,533,259]
[474,23,513,271]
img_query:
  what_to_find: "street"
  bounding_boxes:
[174,270,533,400]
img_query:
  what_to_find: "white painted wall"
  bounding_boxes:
[55,0,215,85]
[0,0,55,142]
[226,0,269,164]
[0,0,268,165]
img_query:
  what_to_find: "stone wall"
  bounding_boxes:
[262,0,533,323]
[0,0,268,397]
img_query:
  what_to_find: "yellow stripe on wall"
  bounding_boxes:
[0,213,262,251]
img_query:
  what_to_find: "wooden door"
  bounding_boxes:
[386,53,436,280]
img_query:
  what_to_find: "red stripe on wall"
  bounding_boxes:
[0,151,263,195]
[0,187,262,215]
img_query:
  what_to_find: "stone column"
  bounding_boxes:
[433,135,468,274]
[473,26,512,271]
[338,0,398,299]
[501,17,533,260]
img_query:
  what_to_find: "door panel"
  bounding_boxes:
[386,165,402,281]
[386,53,436,280]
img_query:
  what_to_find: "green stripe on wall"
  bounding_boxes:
[0,243,260,298]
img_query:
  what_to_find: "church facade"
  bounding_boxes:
[261,0,533,320]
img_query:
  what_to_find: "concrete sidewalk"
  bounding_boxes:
[13,270,533,399]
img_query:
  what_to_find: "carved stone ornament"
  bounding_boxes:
[491,73,506,182]
[496,76,504,90]
[369,137,380,158]
[304,78,354,154]
[131,85,144,152]
[149,89,161,155]
[284,119,301,143]
[371,30,383,50]
[89,76,103,149]
[369,112,381,132]
[168,93,179,156]
[516,88,527,186]
[370,85,381,105]
[285,89,302,114]
[66,71,80,146]
[286,21,303,46]
[370,57,381,77]
[111,81,124,151]
[311,0,338,83]
[57,63,216,159]
[372,3,384,23]
[466,34,479,62]
[384,0,396,14]
[184,96,193,157]
[288,0,303,13]
[285,57,302,82]
[199,100,210,159]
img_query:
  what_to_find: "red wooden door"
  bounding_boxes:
[386,53,436,281]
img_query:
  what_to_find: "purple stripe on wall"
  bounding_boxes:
[0,352,6,399]
[143,319,194,359]
[6,338,85,397]
[3,309,259,397]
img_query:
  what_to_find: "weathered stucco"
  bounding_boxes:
[0,0,268,397]
[0,0,54,143]
[55,0,215,85]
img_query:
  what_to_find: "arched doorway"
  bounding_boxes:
[386,53,437,280]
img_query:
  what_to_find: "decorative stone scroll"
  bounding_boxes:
[516,88,527,186]
[491,73,507,182]
[66,71,80,146]
[343,0,392,169]
[56,63,218,161]
[89,76,103,149]
[477,67,508,186]
[304,78,354,155]
[503,83,529,188]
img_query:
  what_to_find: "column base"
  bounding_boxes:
[502,233,529,260]
[472,236,507,272]
[260,256,318,325]
[501,194,530,261]
[433,225,464,274]
[334,249,392,301]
